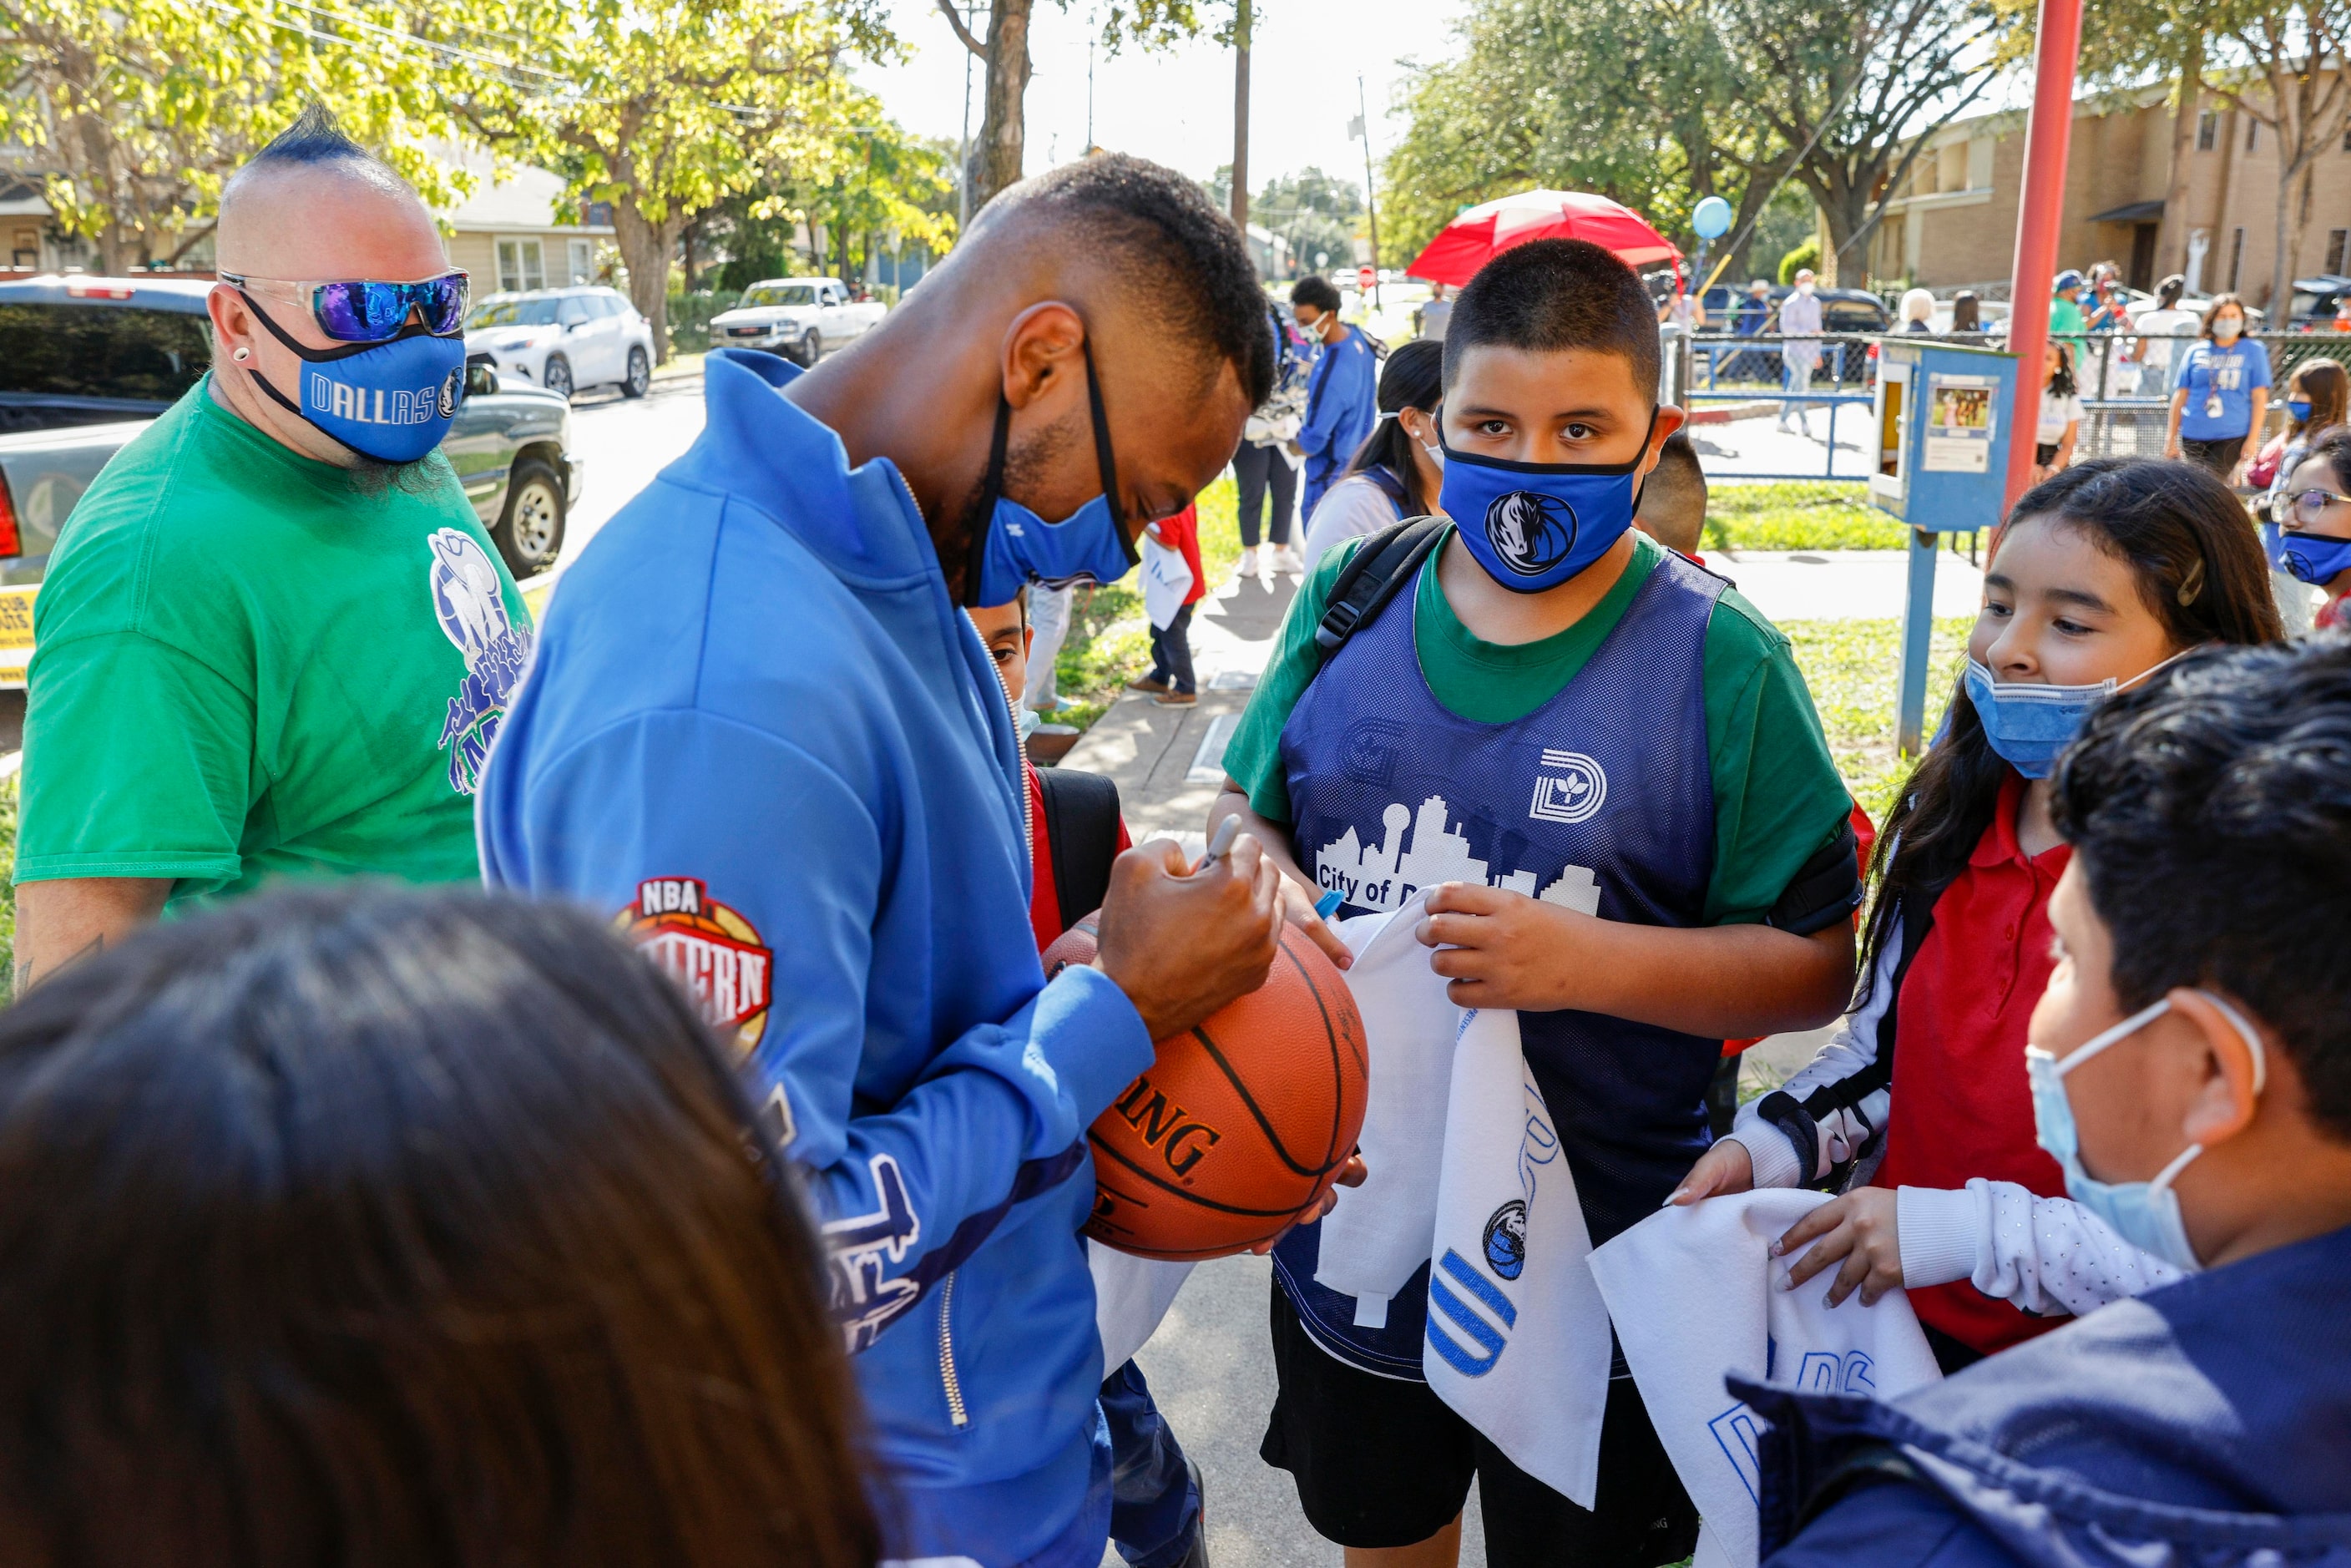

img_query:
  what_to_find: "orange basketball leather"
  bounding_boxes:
[1044,916,1370,1261]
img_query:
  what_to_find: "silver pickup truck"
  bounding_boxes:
[0,275,581,581]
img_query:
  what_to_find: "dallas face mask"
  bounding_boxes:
[2268,525,2351,586]
[964,338,1138,608]
[1436,413,1656,593]
[2026,992,2265,1272]
[241,296,466,464]
[1962,647,2191,780]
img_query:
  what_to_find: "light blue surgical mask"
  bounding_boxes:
[2026,992,2265,1272]
[241,295,466,464]
[1436,412,1656,593]
[1962,649,2189,780]
[964,339,1138,607]
[1015,703,1042,746]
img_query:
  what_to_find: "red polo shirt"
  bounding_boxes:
[1874,770,2070,1354]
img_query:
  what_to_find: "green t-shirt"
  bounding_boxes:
[1222,529,1850,925]
[18,379,533,908]
[2049,296,2088,341]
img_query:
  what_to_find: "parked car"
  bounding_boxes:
[2281,276,2351,331]
[707,277,887,367]
[463,285,654,401]
[0,274,580,582]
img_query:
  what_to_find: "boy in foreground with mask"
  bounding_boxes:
[1750,635,2351,1566]
[1208,239,1859,1568]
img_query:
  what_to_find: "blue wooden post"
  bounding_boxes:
[1871,337,2018,758]
[1898,526,1939,756]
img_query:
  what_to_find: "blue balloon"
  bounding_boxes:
[1692,195,1733,240]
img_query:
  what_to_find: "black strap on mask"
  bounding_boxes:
[235,291,455,423]
[961,335,1137,607]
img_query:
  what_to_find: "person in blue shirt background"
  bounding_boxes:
[478,154,1360,1568]
[2164,293,2270,484]
[1290,275,1378,529]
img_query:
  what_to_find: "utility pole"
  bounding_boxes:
[1354,73,1382,308]
[1086,8,1095,152]
[956,0,978,230]
[1231,0,1251,232]
[2000,0,2084,511]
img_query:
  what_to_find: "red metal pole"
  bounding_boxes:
[2001,0,2086,512]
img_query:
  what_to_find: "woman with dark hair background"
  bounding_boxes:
[0,884,881,1568]
[1300,337,1445,569]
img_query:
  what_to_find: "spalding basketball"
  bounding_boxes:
[1041,915,1369,1261]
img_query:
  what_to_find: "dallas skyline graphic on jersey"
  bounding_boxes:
[1316,794,1602,914]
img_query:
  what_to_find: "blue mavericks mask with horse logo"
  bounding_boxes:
[1436,414,1656,593]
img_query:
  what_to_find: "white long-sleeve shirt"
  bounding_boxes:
[1721,912,2185,1317]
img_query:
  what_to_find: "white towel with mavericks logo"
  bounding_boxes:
[1312,891,1463,1326]
[1090,1243,1195,1370]
[1586,1191,1944,1568]
[1422,1004,1613,1507]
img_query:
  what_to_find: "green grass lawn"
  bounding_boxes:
[1705,482,1907,554]
[0,776,19,1006]
[1784,615,1971,822]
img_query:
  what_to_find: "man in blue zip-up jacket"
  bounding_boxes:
[1289,275,1378,524]
[478,157,1303,1568]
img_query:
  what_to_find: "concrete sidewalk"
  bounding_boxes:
[1060,564,1302,848]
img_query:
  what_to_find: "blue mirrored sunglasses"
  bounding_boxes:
[222,271,469,342]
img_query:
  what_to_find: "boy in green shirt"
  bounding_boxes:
[1216,239,1857,1568]
[13,107,528,991]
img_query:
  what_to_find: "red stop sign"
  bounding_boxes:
[1358,266,1376,292]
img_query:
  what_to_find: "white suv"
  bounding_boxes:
[464,286,655,401]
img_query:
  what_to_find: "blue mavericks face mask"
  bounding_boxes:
[1435,413,1656,593]
[1961,649,2187,780]
[241,295,465,464]
[964,339,1138,607]
[2026,992,2265,1272]
[2268,524,2351,585]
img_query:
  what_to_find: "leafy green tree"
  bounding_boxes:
[437,0,890,360]
[1213,165,1360,277]
[0,0,470,273]
[1380,0,1788,276]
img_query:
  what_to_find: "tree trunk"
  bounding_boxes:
[2155,30,2203,281]
[614,201,681,362]
[970,0,1034,212]
[1231,0,1251,232]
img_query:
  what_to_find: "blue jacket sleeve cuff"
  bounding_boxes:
[1029,963,1156,1125]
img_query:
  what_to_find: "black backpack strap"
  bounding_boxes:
[1034,766,1123,932]
[1756,885,1939,1188]
[1312,514,1452,657]
[1764,817,1863,936]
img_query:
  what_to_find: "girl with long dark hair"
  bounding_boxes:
[1674,458,2283,1371]
[1300,336,1444,569]
[0,885,882,1568]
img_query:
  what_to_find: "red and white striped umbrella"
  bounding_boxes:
[1406,190,1682,289]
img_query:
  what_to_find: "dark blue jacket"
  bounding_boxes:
[1748,1224,2351,1567]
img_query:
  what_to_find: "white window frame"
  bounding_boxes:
[496,236,547,294]
[566,238,594,286]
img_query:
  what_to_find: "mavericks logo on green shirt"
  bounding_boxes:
[427,527,533,795]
